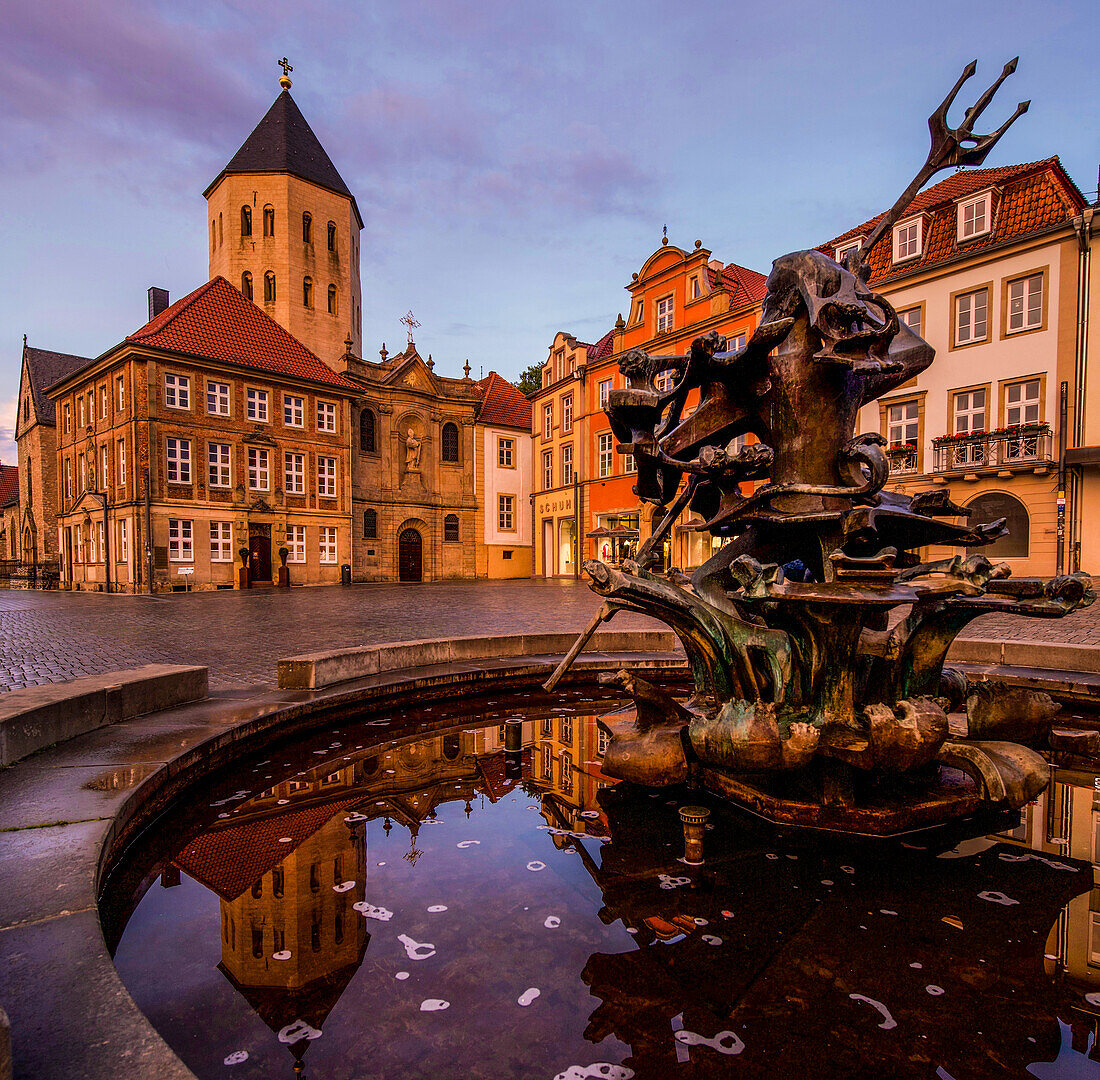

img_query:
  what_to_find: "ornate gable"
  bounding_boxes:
[381,350,440,396]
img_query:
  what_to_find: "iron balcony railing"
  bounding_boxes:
[886,445,919,475]
[931,424,1053,473]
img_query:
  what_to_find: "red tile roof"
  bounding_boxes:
[125,277,360,391]
[0,464,18,509]
[476,371,532,429]
[708,262,769,307]
[822,157,1086,282]
[587,328,616,362]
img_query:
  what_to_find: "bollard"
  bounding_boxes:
[679,805,710,866]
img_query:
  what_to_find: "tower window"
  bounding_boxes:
[302,212,312,244]
[241,205,252,237]
[218,213,223,246]
[303,276,313,308]
[327,221,337,252]
[210,220,216,252]
[328,284,337,315]
[264,271,276,303]
[363,508,377,539]
[441,422,459,463]
[241,271,253,300]
[359,408,376,452]
[263,205,275,237]
[444,514,459,542]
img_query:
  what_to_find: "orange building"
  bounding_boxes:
[532,238,766,576]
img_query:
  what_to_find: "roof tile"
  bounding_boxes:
[476,371,532,428]
[23,346,92,424]
[0,464,18,508]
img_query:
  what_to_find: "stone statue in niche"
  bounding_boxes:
[405,429,423,472]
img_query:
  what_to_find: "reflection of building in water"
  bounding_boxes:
[534,713,613,840]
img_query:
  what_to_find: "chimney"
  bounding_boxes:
[148,287,170,320]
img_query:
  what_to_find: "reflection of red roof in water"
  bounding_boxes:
[477,748,532,802]
[175,794,365,901]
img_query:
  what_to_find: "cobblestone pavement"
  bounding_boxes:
[1,579,1097,694]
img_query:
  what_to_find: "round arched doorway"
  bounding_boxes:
[966,492,1029,558]
[398,527,423,582]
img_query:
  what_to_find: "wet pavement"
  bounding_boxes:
[2,580,1097,695]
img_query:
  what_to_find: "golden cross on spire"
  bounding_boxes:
[278,57,293,90]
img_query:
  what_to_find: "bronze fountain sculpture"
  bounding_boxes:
[546,59,1094,834]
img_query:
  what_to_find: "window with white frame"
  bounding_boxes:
[655,371,673,392]
[599,379,612,408]
[893,218,922,262]
[63,403,71,434]
[887,401,919,446]
[117,376,125,412]
[624,450,635,473]
[656,295,674,333]
[727,332,747,352]
[953,389,986,434]
[562,443,574,486]
[165,374,190,410]
[74,524,82,564]
[317,401,336,433]
[318,456,337,497]
[287,524,305,563]
[689,275,700,299]
[79,454,86,492]
[118,518,128,563]
[210,521,232,562]
[100,385,108,419]
[285,452,305,494]
[92,521,103,563]
[168,518,193,561]
[118,440,126,485]
[632,298,644,324]
[955,288,988,346]
[100,444,108,489]
[958,192,992,240]
[498,494,515,531]
[898,306,922,337]
[543,450,553,490]
[319,526,337,562]
[166,437,191,483]
[1007,273,1043,333]
[208,443,230,487]
[1006,379,1041,427]
[543,402,553,439]
[498,437,515,468]
[282,394,303,427]
[835,240,861,264]
[247,388,269,422]
[598,433,613,477]
[207,381,230,416]
[248,447,269,490]
[64,460,72,499]
[78,397,85,428]
[597,727,609,755]
[562,394,573,432]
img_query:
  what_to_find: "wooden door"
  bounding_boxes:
[398,528,422,582]
[249,534,272,581]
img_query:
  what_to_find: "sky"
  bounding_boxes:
[1,0,1098,465]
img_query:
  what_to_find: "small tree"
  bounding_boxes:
[516,363,543,397]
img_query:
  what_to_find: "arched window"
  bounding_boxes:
[359,408,376,452]
[241,271,253,300]
[444,514,459,542]
[966,492,1029,558]
[327,221,337,252]
[442,733,461,760]
[263,205,275,237]
[302,212,312,244]
[303,276,313,308]
[264,271,276,302]
[441,422,459,463]
[327,284,337,315]
[363,508,377,539]
[241,205,252,236]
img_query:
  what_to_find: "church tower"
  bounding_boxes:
[204,62,363,370]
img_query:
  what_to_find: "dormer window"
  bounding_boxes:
[656,295,674,333]
[632,299,643,324]
[892,217,923,263]
[957,192,992,241]
[835,240,862,264]
[689,275,700,299]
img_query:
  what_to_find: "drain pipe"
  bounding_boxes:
[143,467,153,595]
[1070,208,1093,573]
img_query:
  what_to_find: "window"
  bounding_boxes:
[541,747,553,781]
[287,524,305,563]
[117,376,125,412]
[893,217,922,262]
[303,276,313,308]
[624,450,635,473]
[100,385,108,419]
[247,388,268,422]
[958,193,991,240]
[953,389,986,435]
[363,509,377,539]
[562,443,573,485]
[168,519,192,561]
[898,306,922,338]
[74,524,82,564]
[887,400,919,446]
[319,526,337,562]
[444,514,460,542]
[360,409,376,452]
[210,219,216,253]
[328,284,337,314]
[441,422,459,463]
[327,221,337,252]
[241,271,253,300]
[264,272,276,303]
[543,403,553,440]
[209,443,231,487]
[94,521,104,563]
[164,374,190,410]
[284,394,303,427]
[498,495,515,531]
[560,716,573,744]
[302,212,312,244]
[955,288,988,346]
[835,240,861,264]
[210,522,232,562]
[656,295,674,333]
[63,403,71,434]
[263,205,275,237]
[64,459,72,499]
[599,379,612,408]
[207,381,230,416]
[632,298,644,324]
[560,751,573,795]
[79,454,86,492]
[241,205,252,237]
[1007,273,1043,334]
[248,447,269,490]
[543,450,553,490]
[166,438,191,483]
[1005,378,1041,427]
[598,433,613,477]
[498,437,515,468]
[79,396,85,428]
[285,452,305,494]
[562,394,573,433]
[318,456,337,497]
[727,332,747,352]
[118,440,126,485]
[100,444,108,489]
[967,492,1028,558]
[689,275,700,299]
[317,401,336,433]
[597,727,609,756]
[118,519,128,563]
